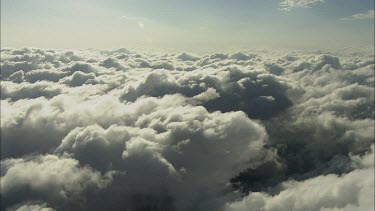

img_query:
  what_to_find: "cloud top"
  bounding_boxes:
[1,47,374,211]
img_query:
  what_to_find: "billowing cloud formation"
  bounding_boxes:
[1,48,374,211]
[1,155,113,210]
[225,145,374,211]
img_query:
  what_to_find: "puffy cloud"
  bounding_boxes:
[264,63,284,75]
[59,71,96,87]
[177,52,200,61]
[121,67,292,119]
[210,53,229,60]
[25,69,68,83]
[229,52,257,61]
[1,48,374,211]
[1,155,112,209]
[99,58,125,70]
[55,124,130,172]
[1,61,40,78]
[0,94,185,159]
[55,106,268,210]
[1,81,63,101]
[225,146,374,211]
[292,54,342,72]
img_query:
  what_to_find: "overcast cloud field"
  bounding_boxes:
[1,48,374,211]
[1,0,375,211]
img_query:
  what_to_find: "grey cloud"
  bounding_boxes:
[225,146,374,211]
[61,62,97,75]
[264,63,284,75]
[99,58,125,70]
[7,201,56,211]
[1,155,112,209]
[0,94,188,159]
[1,48,374,211]
[210,53,229,60]
[292,54,341,72]
[25,69,68,83]
[8,70,25,83]
[1,61,40,78]
[1,81,62,101]
[54,106,268,210]
[177,52,200,61]
[59,71,96,87]
[121,67,292,119]
[229,52,257,61]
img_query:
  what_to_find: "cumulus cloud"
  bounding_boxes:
[59,71,96,87]
[225,145,374,211]
[177,52,200,61]
[1,155,113,209]
[1,81,63,101]
[120,67,292,119]
[1,48,374,211]
[54,106,268,210]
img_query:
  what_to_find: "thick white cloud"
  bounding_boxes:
[225,145,374,211]
[1,48,374,211]
[1,81,63,101]
[55,106,269,210]
[59,71,96,87]
[1,155,112,208]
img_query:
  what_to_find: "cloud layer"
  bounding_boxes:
[1,48,374,211]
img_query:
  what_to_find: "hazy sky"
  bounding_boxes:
[1,0,374,52]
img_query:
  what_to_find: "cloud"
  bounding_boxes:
[229,52,257,61]
[177,52,200,62]
[59,71,96,87]
[7,201,56,211]
[225,145,374,211]
[280,0,325,10]
[1,155,113,209]
[1,81,63,101]
[120,67,292,120]
[99,58,125,70]
[54,106,268,210]
[341,10,375,20]
[8,70,25,83]
[1,48,374,211]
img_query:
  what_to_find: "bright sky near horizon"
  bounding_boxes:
[1,0,374,52]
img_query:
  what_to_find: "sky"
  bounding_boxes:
[1,0,374,52]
